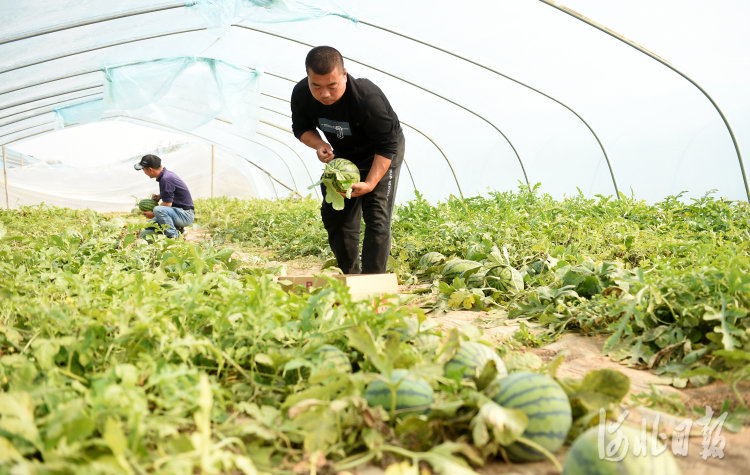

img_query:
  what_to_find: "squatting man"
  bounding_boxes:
[134,154,195,239]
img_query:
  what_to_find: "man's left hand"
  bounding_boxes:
[143,211,155,219]
[348,181,374,198]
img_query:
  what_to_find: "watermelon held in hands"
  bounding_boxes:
[138,198,158,212]
[485,264,524,293]
[563,424,681,474]
[310,158,360,210]
[445,341,508,379]
[325,158,361,193]
[491,371,572,461]
[364,369,434,415]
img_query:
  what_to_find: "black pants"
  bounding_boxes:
[321,161,402,274]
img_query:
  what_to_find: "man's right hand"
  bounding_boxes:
[316,145,334,163]
[143,211,155,219]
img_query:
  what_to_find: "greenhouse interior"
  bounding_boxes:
[1,1,748,474]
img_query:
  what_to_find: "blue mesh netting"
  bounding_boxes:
[103,57,261,134]
[192,0,354,31]
[55,99,107,128]
[238,0,354,23]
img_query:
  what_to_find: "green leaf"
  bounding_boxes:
[435,328,460,366]
[0,392,41,451]
[470,401,527,446]
[283,378,349,409]
[31,338,61,370]
[43,398,96,445]
[0,436,23,462]
[122,233,135,247]
[115,364,139,387]
[475,359,500,391]
[502,351,543,373]
[437,280,454,294]
[421,445,480,475]
[103,418,127,457]
[564,369,631,415]
[294,405,338,453]
[254,353,274,367]
[324,182,345,211]
[703,300,741,351]
[346,325,386,372]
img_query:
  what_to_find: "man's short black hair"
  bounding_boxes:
[305,46,344,75]
[134,154,161,170]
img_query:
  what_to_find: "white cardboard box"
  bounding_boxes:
[276,273,399,301]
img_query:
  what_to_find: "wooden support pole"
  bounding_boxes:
[2,146,9,209]
[211,144,215,198]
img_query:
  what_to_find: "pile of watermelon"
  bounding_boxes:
[321,252,682,472]
[353,333,681,473]
[360,340,564,455]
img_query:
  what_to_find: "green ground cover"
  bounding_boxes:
[0,188,748,473]
[203,189,750,395]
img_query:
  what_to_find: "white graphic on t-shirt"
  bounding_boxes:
[319,118,351,139]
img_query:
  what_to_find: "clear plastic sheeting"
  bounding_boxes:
[104,57,261,134]
[1,1,749,209]
[0,149,41,168]
[2,143,277,211]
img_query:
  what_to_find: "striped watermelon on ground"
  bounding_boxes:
[466,268,488,288]
[364,369,434,415]
[442,259,482,281]
[485,264,524,293]
[418,251,446,269]
[563,424,681,474]
[445,341,508,379]
[491,371,572,461]
[314,344,351,373]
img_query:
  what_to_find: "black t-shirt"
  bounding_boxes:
[291,73,404,169]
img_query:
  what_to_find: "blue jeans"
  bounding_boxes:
[140,206,195,239]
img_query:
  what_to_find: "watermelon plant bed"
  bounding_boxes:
[2,187,749,475]
[431,312,750,475]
